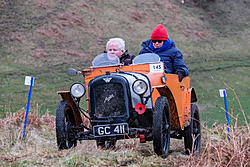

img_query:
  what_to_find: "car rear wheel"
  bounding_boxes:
[96,138,117,149]
[105,139,117,149]
[96,138,106,149]
[56,101,77,150]
[184,103,201,154]
[153,96,171,158]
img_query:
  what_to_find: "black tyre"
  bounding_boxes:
[96,138,117,149]
[153,96,171,158]
[184,103,201,154]
[56,101,77,150]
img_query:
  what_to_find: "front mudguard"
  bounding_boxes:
[57,91,85,127]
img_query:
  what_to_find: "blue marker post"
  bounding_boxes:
[219,89,230,140]
[22,76,34,139]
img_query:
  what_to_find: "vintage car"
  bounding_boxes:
[56,53,201,158]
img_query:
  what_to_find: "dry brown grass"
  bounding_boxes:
[0,106,249,166]
[185,126,249,167]
[0,104,55,129]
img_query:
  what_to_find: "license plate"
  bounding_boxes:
[93,123,129,137]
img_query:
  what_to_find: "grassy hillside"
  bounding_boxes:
[1,0,250,126]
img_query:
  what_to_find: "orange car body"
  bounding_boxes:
[79,62,195,129]
[56,53,200,156]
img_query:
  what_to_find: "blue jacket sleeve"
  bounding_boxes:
[173,50,189,76]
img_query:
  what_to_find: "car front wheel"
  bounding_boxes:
[153,96,171,158]
[56,100,77,150]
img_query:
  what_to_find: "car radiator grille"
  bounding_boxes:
[93,83,126,117]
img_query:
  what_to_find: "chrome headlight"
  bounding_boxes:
[132,79,148,95]
[70,83,86,98]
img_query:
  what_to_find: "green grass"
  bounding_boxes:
[0,0,250,126]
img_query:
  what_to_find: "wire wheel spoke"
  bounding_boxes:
[193,119,200,135]
[193,127,199,134]
[162,124,169,133]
